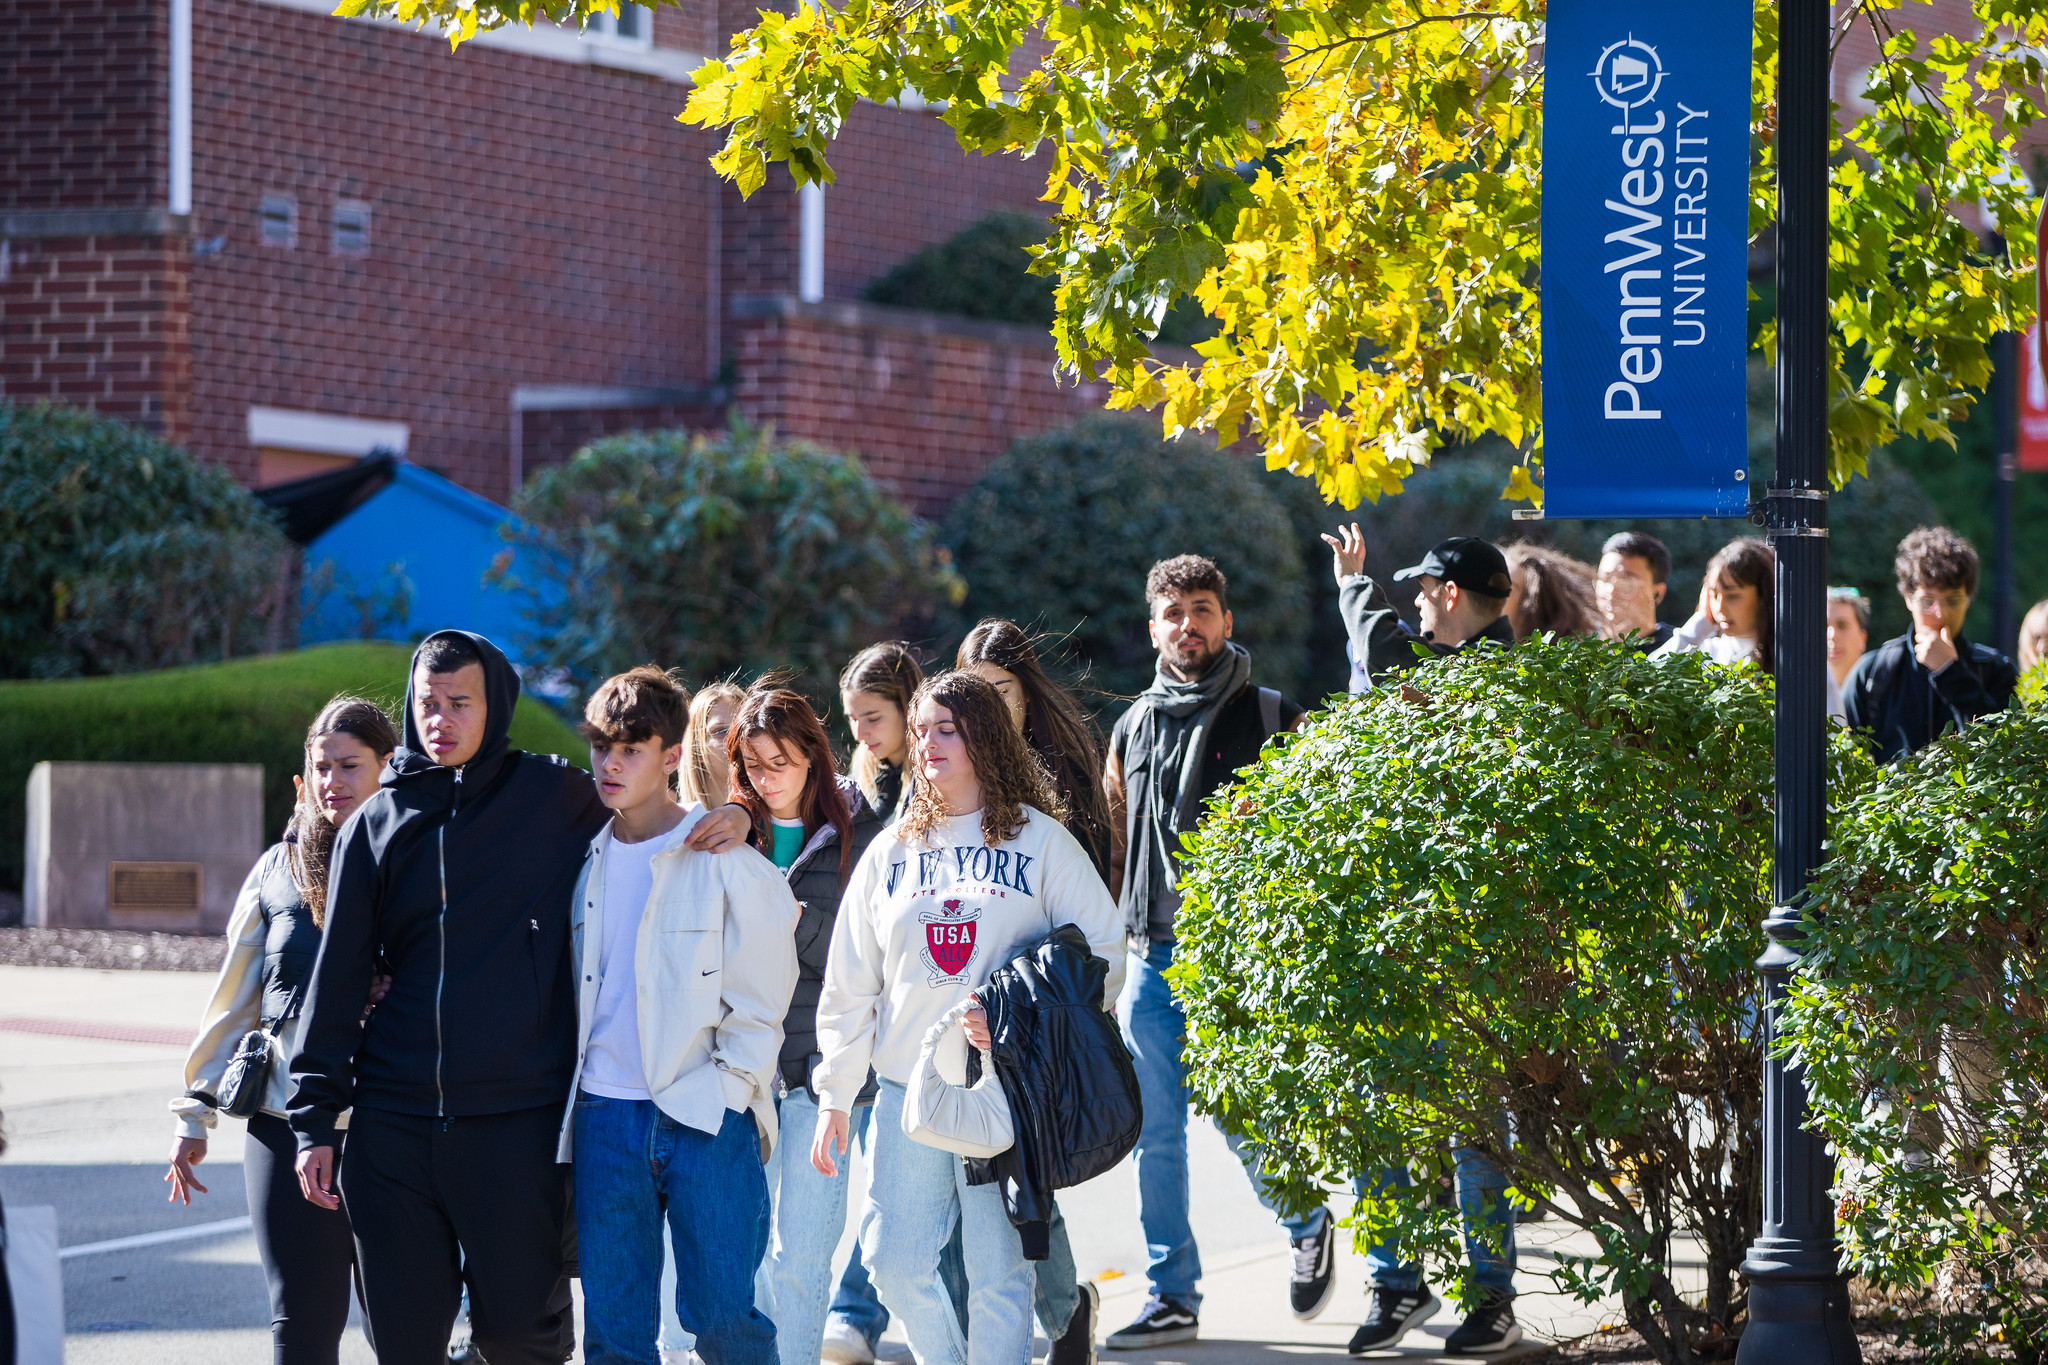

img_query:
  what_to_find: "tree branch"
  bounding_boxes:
[1285,10,1505,65]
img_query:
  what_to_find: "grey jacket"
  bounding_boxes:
[1339,573,1515,691]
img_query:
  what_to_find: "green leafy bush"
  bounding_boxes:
[0,403,297,679]
[944,413,1310,704]
[863,212,1217,345]
[1784,706,2048,1361]
[0,643,585,898]
[496,421,963,700]
[1172,639,1864,1364]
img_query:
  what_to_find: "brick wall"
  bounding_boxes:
[730,294,1111,516]
[818,101,1050,302]
[0,0,166,212]
[179,0,723,501]
[0,231,193,440]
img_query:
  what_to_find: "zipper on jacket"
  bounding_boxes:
[435,768,460,1119]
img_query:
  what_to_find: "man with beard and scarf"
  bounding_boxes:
[1098,556,1327,1351]
[286,631,752,1364]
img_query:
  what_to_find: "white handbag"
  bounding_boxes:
[902,999,1015,1158]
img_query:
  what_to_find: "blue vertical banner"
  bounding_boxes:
[1540,0,1755,519]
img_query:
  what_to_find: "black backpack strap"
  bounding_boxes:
[1258,686,1283,738]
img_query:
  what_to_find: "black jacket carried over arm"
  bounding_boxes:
[1338,572,1515,690]
[1842,632,2019,763]
[965,924,1142,1259]
[287,632,608,1150]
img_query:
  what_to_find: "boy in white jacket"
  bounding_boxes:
[561,668,800,1365]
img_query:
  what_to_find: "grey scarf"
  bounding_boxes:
[1121,642,1252,930]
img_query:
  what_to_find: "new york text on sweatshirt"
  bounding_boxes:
[812,806,1124,1114]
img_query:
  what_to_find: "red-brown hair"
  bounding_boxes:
[726,687,854,885]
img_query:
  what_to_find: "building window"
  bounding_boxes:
[582,4,651,48]
[333,200,372,257]
[259,193,297,248]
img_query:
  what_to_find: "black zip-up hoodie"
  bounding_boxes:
[288,632,607,1150]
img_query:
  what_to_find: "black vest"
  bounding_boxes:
[253,843,323,1024]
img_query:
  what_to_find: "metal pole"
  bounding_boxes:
[1993,330,2016,656]
[1736,0,1860,1357]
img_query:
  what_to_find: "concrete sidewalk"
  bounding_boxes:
[1,963,1653,1364]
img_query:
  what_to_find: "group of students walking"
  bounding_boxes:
[165,516,2028,1365]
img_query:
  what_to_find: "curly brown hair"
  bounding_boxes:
[898,671,1066,848]
[1893,525,1979,598]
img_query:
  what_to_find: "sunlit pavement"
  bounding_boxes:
[1,964,1670,1363]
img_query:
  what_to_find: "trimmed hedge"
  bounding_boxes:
[0,643,586,895]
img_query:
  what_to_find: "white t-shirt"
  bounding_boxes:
[579,830,662,1100]
[812,805,1124,1113]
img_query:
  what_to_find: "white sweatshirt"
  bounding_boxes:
[813,806,1124,1113]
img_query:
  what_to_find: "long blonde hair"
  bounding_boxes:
[898,671,1065,849]
[839,641,924,804]
[680,681,744,807]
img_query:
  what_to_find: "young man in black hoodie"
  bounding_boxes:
[284,632,767,1364]
[287,631,598,1363]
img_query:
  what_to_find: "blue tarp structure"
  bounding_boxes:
[274,458,549,663]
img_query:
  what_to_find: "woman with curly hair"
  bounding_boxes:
[810,672,1123,1365]
[1501,544,1598,641]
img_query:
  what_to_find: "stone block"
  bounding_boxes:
[23,761,264,933]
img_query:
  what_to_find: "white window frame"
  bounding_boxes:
[259,193,298,249]
[332,199,372,257]
[580,4,651,50]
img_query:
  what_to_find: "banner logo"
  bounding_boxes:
[1592,37,1664,109]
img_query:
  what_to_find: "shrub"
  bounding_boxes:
[1784,706,2048,1361]
[495,421,963,701]
[943,413,1310,704]
[1172,638,1871,1364]
[0,403,296,679]
[863,212,1217,345]
[0,643,586,898]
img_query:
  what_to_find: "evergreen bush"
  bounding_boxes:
[943,413,1310,705]
[0,642,585,897]
[495,420,962,701]
[1784,706,2048,1362]
[0,403,296,678]
[1172,638,1872,1364]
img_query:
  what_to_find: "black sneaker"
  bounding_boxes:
[1347,1286,1441,1354]
[1104,1296,1199,1349]
[1444,1289,1521,1354]
[1289,1208,1338,1320]
[1050,1280,1099,1365]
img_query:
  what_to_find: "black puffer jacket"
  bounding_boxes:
[288,632,607,1149]
[966,924,1142,1259]
[779,776,883,1098]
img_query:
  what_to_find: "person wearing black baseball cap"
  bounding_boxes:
[1322,525,1517,693]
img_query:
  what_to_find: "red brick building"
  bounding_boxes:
[1,0,1099,513]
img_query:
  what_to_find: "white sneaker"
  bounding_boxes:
[821,1319,877,1365]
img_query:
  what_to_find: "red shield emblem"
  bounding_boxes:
[921,898,978,979]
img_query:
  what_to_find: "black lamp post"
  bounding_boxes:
[1735,0,1861,1358]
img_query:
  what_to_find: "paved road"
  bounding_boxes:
[1,964,1647,1363]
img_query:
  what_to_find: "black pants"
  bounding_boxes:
[338,1104,570,1365]
[246,1111,358,1365]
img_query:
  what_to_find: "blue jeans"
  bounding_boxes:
[770,1088,891,1365]
[861,1079,1034,1365]
[1362,1148,1517,1297]
[1123,939,1327,1309]
[574,1094,778,1365]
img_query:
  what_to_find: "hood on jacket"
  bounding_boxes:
[385,630,523,794]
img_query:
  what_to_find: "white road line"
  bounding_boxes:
[60,1216,253,1259]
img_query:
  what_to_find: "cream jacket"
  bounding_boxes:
[556,805,800,1164]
